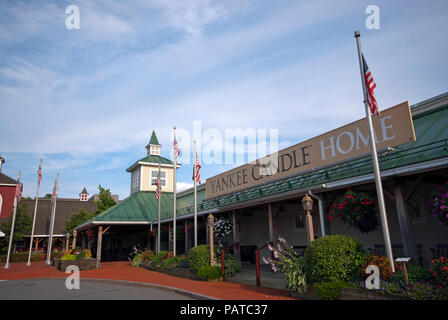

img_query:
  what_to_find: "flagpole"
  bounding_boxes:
[4,171,21,269]
[354,30,395,271]
[193,140,198,247]
[46,173,59,265]
[157,161,161,254]
[27,159,42,266]
[173,126,177,256]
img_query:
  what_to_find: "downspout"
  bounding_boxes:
[308,191,326,238]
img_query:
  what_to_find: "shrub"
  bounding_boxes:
[263,237,307,293]
[393,265,432,284]
[141,250,154,264]
[304,235,366,284]
[149,251,173,269]
[131,252,143,267]
[284,256,307,294]
[162,255,186,270]
[187,245,215,273]
[359,255,401,281]
[429,256,448,290]
[0,252,44,263]
[61,254,76,261]
[197,265,222,281]
[314,281,349,300]
[216,251,242,276]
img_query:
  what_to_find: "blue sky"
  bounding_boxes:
[0,0,447,200]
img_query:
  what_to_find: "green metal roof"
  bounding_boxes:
[137,155,173,165]
[77,103,448,228]
[148,130,160,145]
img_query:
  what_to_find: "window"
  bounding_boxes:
[80,194,88,201]
[151,170,166,187]
[293,212,305,232]
[132,170,140,190]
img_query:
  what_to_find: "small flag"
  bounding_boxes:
[15,182,22,202]
[37,163,42,185]
[51,180,58,204]
[193,152,201,184]
[155,168,162,200]
[362,54,380,115]
[174,137,180,160]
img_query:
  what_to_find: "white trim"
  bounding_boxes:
[0,194,2,218]
[25,234,65,238]
[140,166,143,191]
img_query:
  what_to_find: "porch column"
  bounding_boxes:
[394,182,417,261]
[72,230,77,250]
[267,203,274,244]
[34,237,40,253]
[168,223,172,252]
[96,226,103,269]
[82,232,86,249]
[65,234,70,251]
[184,220,188,253]
[232,211,240,260]
[203,216,209,244]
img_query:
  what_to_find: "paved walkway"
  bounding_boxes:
[0,261,297,300]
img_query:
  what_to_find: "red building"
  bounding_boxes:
[0,171,18,219]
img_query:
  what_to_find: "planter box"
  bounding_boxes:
[57,258,97,271]
[140,264,210,281]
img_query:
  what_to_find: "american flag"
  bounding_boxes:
[362,54,380,115]
[51,180,58,204]
[193,152,201,184]
[37,163,42,185]
[15,182,22,202]
[173,137,180,160]
[155,169,162,200]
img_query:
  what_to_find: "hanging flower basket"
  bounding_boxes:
[86,229,95,241]
[429,182,448,226]
[330,190,380,233]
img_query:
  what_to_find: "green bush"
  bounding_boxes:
[0,252,44,263]
[284,256,307,294]
[197,265,222,281]
[61,254,76,261]
[187,245,214,273]
[131,252,143,267]
[149,251,173,269]
[314,280,349,300]
[393,265,432,284]
[216,252,242,276]
[162,255,187,270]
[304,235,366,283]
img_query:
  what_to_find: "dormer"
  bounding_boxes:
[146,130,161,156]
[79,187,88,201]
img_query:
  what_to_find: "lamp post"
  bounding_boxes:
[302,194,314,244]
[208,213,215,266]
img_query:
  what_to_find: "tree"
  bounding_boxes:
[95,185,116,214]
[44,193,52,198]
[0,203,32,253]
[65,209,93,234]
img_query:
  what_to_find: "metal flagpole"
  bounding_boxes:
[193,140,198,247]
[173,126,177,256]
[4,171,21,269]
[27,159,42,266]
[354,30,395,271]
[46,173,59,265]
[157,161,161,253]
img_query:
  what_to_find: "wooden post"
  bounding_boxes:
[72,230,77,250]
[255,250,260,287]
[82,232,86,249]
[394,182,416,261]
[96,226,103,269]
[208,214,215,266]
[65,234,70,252]
[34,237,40,253]
[232,211,240,260]
[305,209,314,245]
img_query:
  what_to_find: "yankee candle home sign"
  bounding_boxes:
[206,101,416,199]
